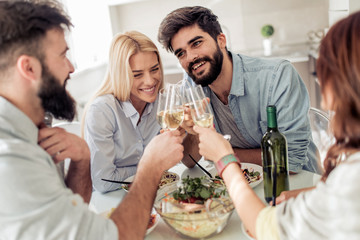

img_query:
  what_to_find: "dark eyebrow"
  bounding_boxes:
[132,63,159,73]
[174,36,203,56]
[150,63,159,69]
[61,46,69,56]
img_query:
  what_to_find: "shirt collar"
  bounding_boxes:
[229,52,245,97]
[121,98,156,127]
[0,96,39,144]
[202,52,245,98]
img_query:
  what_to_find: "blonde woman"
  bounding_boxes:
[82,31,164,192]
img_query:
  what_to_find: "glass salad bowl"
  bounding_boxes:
[154,176,234,239]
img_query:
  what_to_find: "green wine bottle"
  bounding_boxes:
[261,105,289,204]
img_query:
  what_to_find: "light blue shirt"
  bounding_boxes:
[84,94,160,192]
[186,52,319,173]
[0,97,118,240]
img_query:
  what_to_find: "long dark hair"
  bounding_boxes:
[317,11,360,180]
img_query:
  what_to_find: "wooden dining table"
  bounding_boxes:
[89,159,321,239]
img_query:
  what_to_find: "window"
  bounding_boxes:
[62,0,113,71]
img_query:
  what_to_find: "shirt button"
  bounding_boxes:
[138,140,141,143]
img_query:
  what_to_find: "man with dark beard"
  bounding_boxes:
[158,6,321,174]
[38,64,76,121]
[0,1,184,239]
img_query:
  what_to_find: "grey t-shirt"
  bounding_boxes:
[210,90,253,149]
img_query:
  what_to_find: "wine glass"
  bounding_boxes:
[177,79,193,106]
[156,88,168,130]
[184,85,215,168]
[158,84,185,131]
[185,84,214,128]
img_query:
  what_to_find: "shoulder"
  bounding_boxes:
[234,53,293,74]
[327,152,360,185]
[86,94,125,124]
[91,94,117,107]
[88,94,121,113]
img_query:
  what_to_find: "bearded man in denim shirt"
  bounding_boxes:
[158,6,320,173]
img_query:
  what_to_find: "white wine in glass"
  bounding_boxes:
[186,85,214,128]
[161,84,184,131]
[193,112,214,128]
[164,109,184,130]
[156,88,168,130]
[156,110,167,129]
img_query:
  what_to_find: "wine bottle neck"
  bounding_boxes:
[267,126,278,131]
[266,105,278,128]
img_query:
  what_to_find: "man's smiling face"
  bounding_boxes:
[171,24,223,86]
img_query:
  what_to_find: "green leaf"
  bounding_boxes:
[200,188,211,199]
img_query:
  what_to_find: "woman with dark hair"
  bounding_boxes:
[193,11,360,239]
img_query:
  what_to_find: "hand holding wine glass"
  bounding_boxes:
[193,125,234,163]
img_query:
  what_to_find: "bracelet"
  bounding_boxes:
[215,154,241,178]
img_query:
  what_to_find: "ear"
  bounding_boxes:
[217,33,227,50]
[16,55,41,83]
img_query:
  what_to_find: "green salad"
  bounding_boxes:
[172,176,226,204]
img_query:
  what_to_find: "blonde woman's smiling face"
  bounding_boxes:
[129,51,161,112]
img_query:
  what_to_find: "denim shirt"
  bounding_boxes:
[84,94,160,192]
[186,52,319,173]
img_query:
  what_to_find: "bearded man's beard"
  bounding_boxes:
[38,65,76,121]
[187,45,223,87]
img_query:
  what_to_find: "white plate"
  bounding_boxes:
[181,162,263,189]
[181,163,217,179]
[121,171,179,192]
[241,222,256,240]
[100,208,159,235]
[241,163,263,189]
[121,175,134,192]
[146,208,160,235]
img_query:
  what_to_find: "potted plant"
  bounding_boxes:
[261,24,274,56]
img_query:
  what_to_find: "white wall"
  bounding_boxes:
[66,63,107,121]
[109,0,329,69]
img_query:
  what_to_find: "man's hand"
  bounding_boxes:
[180,107,197,135]
[38,124,92,202]
[140,130,184,173]
[38,125,90,164]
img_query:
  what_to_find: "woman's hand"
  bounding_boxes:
[271,187,315,205]
[193,126,234,162]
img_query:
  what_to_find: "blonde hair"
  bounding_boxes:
[81,31,164,136]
